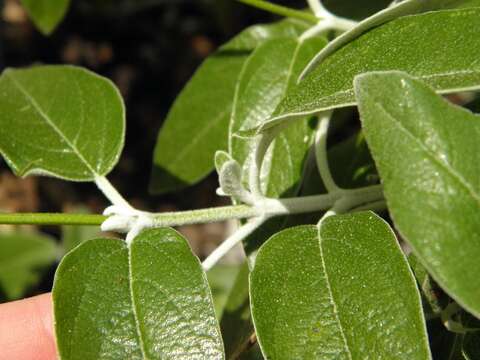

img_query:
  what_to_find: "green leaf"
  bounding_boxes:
[304,0,480,78]
[0,65,125,182]
[207,264,240,318]
[408,254,449,319]
[250,212,430,359]
[264,8,480,131]
[53,229,224,359]
[150,19,309,194]
[0,232,57,300]
[230,36,325,198]
[355,71,480,317]
[219,262,255,360]
[21,0,70,35]
[463,331,480,359]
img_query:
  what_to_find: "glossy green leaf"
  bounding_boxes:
[150,20,309,194]
[303,0,480,78]
[0,232,57,300]
[21,0,70,35]
[0,65,125,181]
[230,36,325,198]
[356,71,480,317]
[250,212,430,359]
[263,8,480,131]
[53,228,224,359]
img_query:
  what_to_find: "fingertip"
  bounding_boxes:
[0,293,57,360]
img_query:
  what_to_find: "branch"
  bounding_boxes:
[0,213,106,226]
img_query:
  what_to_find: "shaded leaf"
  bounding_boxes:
[150,20,309,194]
[0,66,125,181]
[356,71,480,317]
[0,232,57,300]
[207,264,241,318]
[220,262,256,360]
[229,36,325,198]
[409,254,449,319]
[21,0,70,35]
[53,229,224,359]
[250,213,429,359]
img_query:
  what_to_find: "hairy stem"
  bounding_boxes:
[236,0,318,23]
[306,0,326,17]
[315,111,339,193]
[0,213,106,226]
[151,204,261,227]
[202,217,266,271]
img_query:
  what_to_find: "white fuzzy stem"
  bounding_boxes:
[202,217,266,271]
[315,112,339,193]
[306,0,326,18]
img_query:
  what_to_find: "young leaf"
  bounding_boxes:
[230,36,326,198]
[53,229,224,359]
[263,8,480,131]
[355,71,480,317]
[150,20,309,194]
[0,232,57,300]
[250,212,430,359]
[304,0,480,78]
[0,66,125,182]
[20,0,70,35]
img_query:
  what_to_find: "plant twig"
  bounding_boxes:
[202,217,266,271]
[0,213,106,226]
[236,0,318,23]
[315,111,340,193]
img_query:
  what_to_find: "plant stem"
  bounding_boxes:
[0,213,106,226]
[152,204,261,227]
[236,0,318,23]
[306,0,325,17]
[315,111,339,193]
[0,185,384,227]
[202,217,266,271]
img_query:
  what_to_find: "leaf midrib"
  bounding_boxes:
[6,71,97,176]
[375,101,480,206]
[127,247,150,360]
[317,225,353,360]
